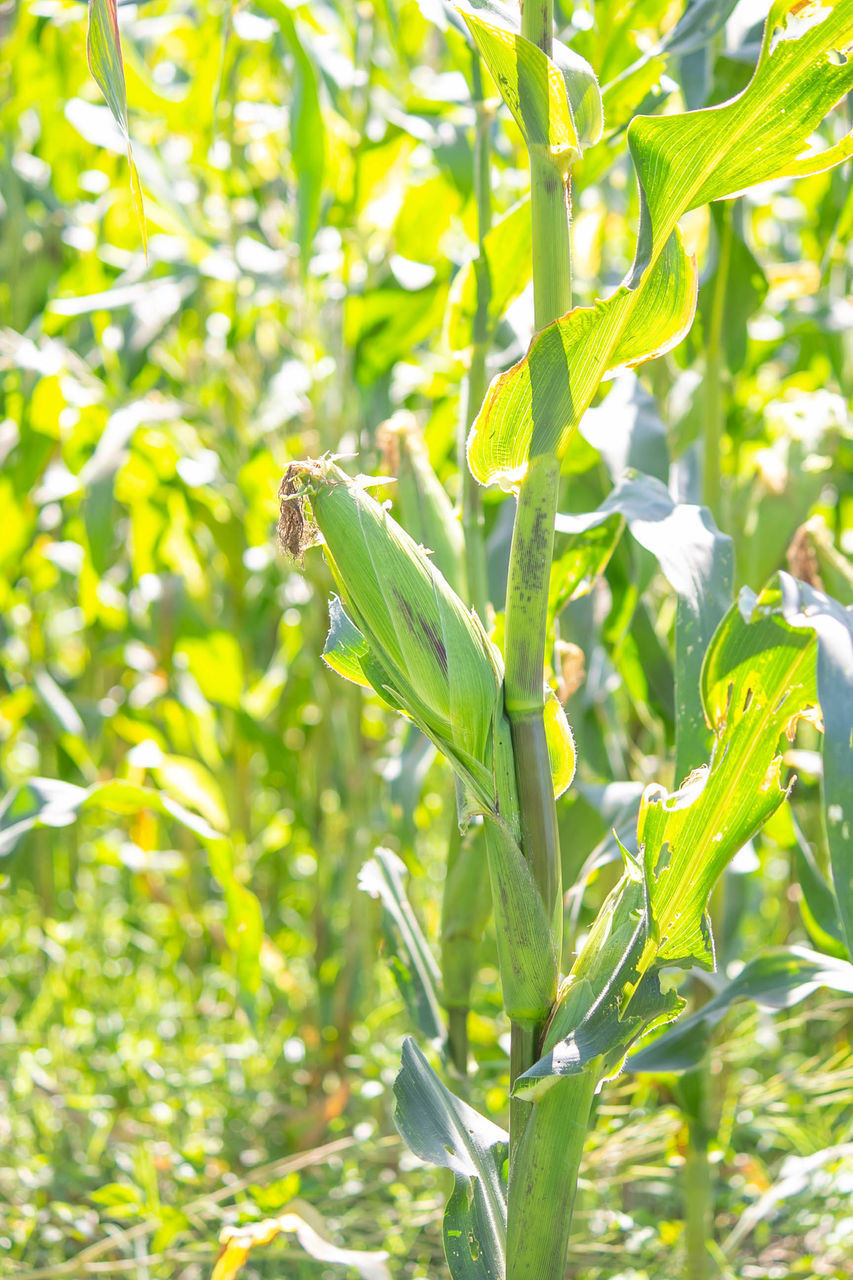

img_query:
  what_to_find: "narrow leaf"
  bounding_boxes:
[467,229,697,488]
[87,0,147,255]
[358,848,445,1044]
[631,947,853,1073]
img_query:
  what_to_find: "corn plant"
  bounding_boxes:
[281,1,853,1276]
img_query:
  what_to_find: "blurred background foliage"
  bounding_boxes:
[1,0,853,1276]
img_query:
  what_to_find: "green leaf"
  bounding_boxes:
[628,0,853,283]
[322,595,377,692]
[641,579,819,970]
[579,374,670,485]
[256,1,326,271]
[467,228,697,488]
[544,687,576,799]
[631,947,853,1073]
[450,1,603,153]
[153,756,230,833]
[791,813,848,959]
[764,574,853,956]
[87,0,147,255]
[459,11,595,171]
[556,472,734,777]
[548,513,624,619]
[358,848,445,1044]
[394,1038,507,1280]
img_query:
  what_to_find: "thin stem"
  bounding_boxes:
[459,51,493,622]
[702,205,733,518]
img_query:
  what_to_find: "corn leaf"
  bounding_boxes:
[548,513,624,618]
[556,472,734,777]
[459,10,601,170]
[358,848,445,1045]
[544,688,576,799]
[630,947,853,1073]
[469,0,853,489]
[394,1038,507,1280]
[764,574,853,955]
[87,0,147,255]
[792,814,849,959]
[642,581,819,970]
[467,228,697,487]
[516,575,830,1096]
[629,0,853,282]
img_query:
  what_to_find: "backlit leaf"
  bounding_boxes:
[467,229,697,487]
[87,0,147,255]
[629,0,853,282]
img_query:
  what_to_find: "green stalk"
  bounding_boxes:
[504,0,572,1096]
[702,205,732,519]
[506,1072,597,1277]
[680,1064,714,1280]
[459,51,493,623]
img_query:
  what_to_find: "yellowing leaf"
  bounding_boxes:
[213,1203,391,1280]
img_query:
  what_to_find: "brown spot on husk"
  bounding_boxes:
[277,465,316,562]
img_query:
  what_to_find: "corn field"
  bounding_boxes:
[2,0,853,1277]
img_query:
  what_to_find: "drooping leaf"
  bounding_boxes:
[548,513,624,619]
[358,848,445,1044]
[579,374,670,485]
[469,0,853,489]
[763,574,853,955]
[517,574,831,1096]
[631,947,853,1073]
[629,0,853,281]
[556,472,734,776]
[86,0,147,254]
[394,1038,507,1280]
[641,580,819,970]
[467,228,697,488]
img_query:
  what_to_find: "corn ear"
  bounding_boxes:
[280,459,502,790]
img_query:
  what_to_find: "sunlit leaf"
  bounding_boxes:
[467,229,697,488]
[86,0,147,255]
[629,0,853,281]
